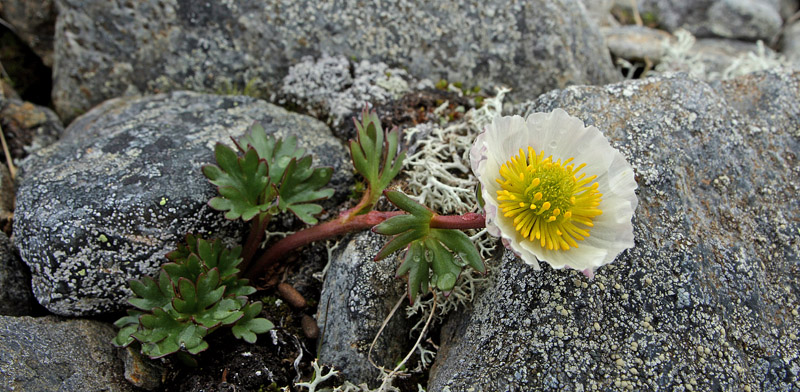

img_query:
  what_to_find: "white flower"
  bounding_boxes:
[470,109,638,275]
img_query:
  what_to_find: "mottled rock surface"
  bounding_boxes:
[275,54,417,128]
[784,20,800,65]
[0,232,36,316]
[52,0,618,122]
[429,71,800,391]
[708,0,783,41]
[0,96,63,163]
[0,0,56,66]
[14,91,348,316]
[637,0,782,41]
[0,316,133,391]
[317,231,412,387]
[603,25,673,61]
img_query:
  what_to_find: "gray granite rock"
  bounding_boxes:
[0,315,133,391]
[429,71,800,391]
[0,96,63,164]
[635,0,717,36]
[636,0,782,41]
[691,38,782,76]
[274,54,416,128]
[603,25,673,61]
[52,0,618,122]
[784,20,800,65]
[14,91,349,316]
[317,231,412,387]
[0,232,36,316]
[708,0,783,41]
[579,0,618,27]
[0,0,56,66]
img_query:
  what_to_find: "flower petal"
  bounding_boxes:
[471,109,638,273]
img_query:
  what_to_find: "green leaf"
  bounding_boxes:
[203,144,272,221]
[134,308,209,358]
[426,237,461,292]
[372,214,428,236]
[237,124,306,182]
[112,310,143,347]
[375,226,428,261]
[348,108,406,214]
[396,241,430,302]
[277,156,334,224]
[384,190,433,219]
[128,270,173,311]
[194,298,244,328]
[430,229,486,274]
[232,302,274,344]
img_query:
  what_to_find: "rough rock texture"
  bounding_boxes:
[317,231,412,387]
[275,54,417,128]
[708,0,783,41]
[603,25,673,61]
[0,232,36,316]
[52,0,618,122]
[690,38,780,75]
[784,20,800,65]
[429,71,800,391]
[0,316,133,391]
[0,0,56,66]
[14,91,349,316]
[0,96,63,163]
[637,0,782,41]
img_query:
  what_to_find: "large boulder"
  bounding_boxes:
[52,0,618,122]
[428,71,800,391]
[0,316,133,391]
[14,91,349,316]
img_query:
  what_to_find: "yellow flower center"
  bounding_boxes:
[496,147,603,251]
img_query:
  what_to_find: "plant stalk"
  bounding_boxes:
[245,210,404,280]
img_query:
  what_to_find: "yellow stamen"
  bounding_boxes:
[495,147,603,251]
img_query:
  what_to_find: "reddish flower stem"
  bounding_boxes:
[239,214,270,272]
[429,212,485,230]
[244,210,403,280]
[243,210,486,281]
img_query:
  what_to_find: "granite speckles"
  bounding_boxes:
[428,70,800,391]
[14,91,349,316]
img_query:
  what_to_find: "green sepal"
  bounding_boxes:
[277,155,334,224]
[375,227,428,261]
[237,124,306,182]
[384,190,433,219]
[127,270,174,311]
[396,241,430,302]
[476,183,485,209]
[426,237,461,292]
[232,302,274,344]
[203,144,273,221]
[372,214,428,236]
[430,229,486,274]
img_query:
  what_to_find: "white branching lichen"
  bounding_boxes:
[653,29,795,80]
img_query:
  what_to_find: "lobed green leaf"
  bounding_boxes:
[203,144,272,221]
[277,156,334,224]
